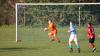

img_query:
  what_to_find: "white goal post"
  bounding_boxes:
[16,3,100,42]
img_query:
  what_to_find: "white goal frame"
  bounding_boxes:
[16,3,100,42]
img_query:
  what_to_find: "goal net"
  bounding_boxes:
[16,3,100,42]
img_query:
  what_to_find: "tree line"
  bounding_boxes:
[0,0,100,26]
[17,5,100,27]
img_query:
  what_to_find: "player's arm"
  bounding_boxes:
[67,30,71,32]
[44,23,52,31]
[67,28,72,32]
[44,27,48,31]
[68,28,74,32]
[44,25,49,31]
[92,27,95,34]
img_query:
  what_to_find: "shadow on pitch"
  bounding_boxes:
[0,47,49,52]
[96,50,100,52]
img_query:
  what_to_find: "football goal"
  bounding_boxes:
[16,3,100,42]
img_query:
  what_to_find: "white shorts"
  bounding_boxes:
[69,34,77,42]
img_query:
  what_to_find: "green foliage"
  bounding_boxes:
[17,5,100,27]
[0,0,100,26]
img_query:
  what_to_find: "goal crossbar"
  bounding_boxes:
[16,3,100,5]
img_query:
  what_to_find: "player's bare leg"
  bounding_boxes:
[90,43,96,52]
[68,35,73,53]
[48,33,54,41]
[74,38,80,53]
[68,41,73,52]
[53,34,60,43]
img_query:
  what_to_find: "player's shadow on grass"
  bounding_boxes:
[0,47,49,52]
[96,50,100,52]
[0,47,37,51]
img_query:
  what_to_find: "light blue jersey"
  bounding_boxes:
[68,22,80,50]
[70,22,77,35]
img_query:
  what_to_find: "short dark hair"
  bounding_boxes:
[69,19,75,24]
[88,22,92,26]
[48,19,52,23]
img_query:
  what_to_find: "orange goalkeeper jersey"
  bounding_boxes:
[48,23,57,32]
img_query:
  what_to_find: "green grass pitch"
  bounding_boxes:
[0,25,100,56]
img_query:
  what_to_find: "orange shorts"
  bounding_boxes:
[49,30,57,36]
